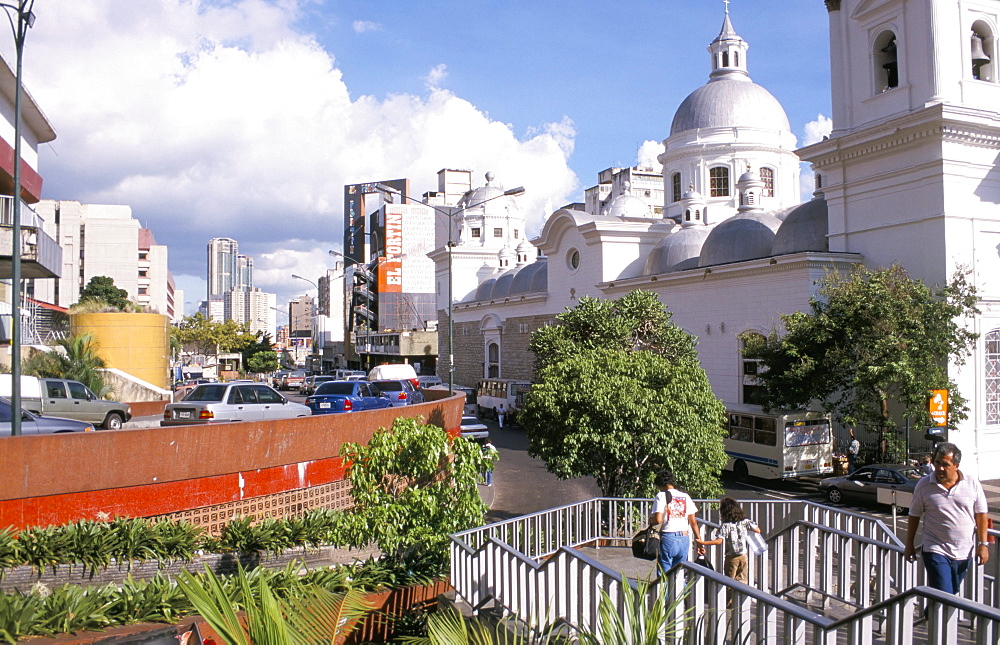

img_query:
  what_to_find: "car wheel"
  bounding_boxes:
[103,412,124,430]
[734,460,750,483]
[827,487,844,504]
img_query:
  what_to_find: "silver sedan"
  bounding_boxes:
[162,382,310,425]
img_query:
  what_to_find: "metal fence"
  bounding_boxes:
[450,498,1000,643]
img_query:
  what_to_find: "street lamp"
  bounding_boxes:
[1,0,35,437]
[372,184,525,395]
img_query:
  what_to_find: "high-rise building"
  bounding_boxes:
[207,237,239,300]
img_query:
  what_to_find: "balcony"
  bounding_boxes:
[0,197,62,279]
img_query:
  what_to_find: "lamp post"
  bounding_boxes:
[371,184,525,395]
[1,0,35,437]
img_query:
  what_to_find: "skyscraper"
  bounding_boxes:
[207,237,239,300]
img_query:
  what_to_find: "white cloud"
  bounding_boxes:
[424,63,448,90]
[352,20,382,33]
[637,140,663,170]
[802,114,833,146]
[24,0,579,310]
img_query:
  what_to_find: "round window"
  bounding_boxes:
[568,249,580,271]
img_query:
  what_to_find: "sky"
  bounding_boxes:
[8,0,833,314]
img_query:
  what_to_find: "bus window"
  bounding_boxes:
[728,414,753,443]
[753,417,777,446]
[784,420,831,447]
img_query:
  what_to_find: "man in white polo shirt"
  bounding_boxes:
[903,442,989,593]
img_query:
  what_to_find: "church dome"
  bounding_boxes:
[644,226,712,274]
[490,271,516,299]
[604,192,654,219]
[699,211,783,267]
[509,259,547,295]
[670,78,790,135]
[771,197,829,255]
[473,278,496,301]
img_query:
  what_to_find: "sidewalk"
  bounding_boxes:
[982,478,1000,516]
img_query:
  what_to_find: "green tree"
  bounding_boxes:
[340,417,491,563]
[241,332,278,375]
[77,276,132,311]
[743,264,979,431]
[521,291,727,499]
[172,313,258,355]
[21,334,111,396]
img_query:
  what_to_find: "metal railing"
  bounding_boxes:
[450,498,1000,643]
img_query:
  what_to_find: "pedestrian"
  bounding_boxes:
[649,469,704,574]
[696,498,761,585]
[919,455,934,477]
[482,440,498,487]
[903,442,989,594]
[497,404,506,428]
[847,428,860,473]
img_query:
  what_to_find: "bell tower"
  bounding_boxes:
[803,0,1000,476]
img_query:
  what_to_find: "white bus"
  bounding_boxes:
[476,378,532,422]
[723,404,834,481]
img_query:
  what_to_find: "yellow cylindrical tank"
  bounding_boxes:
[70,313,171,389]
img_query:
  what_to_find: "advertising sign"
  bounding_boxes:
[929,389,949,426]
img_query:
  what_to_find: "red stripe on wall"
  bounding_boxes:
[0,456,347,529]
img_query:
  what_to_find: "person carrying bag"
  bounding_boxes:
[632,521,660,561]
[696,498,762,584]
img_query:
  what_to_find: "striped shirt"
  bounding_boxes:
[909,472,987,560]
[712,518,759,558]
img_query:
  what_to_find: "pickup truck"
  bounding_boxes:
[0,375,132,430]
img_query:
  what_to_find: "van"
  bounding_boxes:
[367,364,419,388]
[418,375,443,389]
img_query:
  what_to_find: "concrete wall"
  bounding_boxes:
[71,312,171,389]
[0,395,463,530]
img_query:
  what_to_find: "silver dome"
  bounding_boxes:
[509,260,545,293]
[644,227,712,274]
[604,193,654,219]
[473,278,497,301]
[670,78,791,135]
[771,198,829,255]
[466,259,548,302]
[699,211,783,267]
[490,271,516,299]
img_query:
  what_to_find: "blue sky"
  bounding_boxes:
[11,0,832,313]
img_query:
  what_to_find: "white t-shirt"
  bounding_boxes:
[652,489,697,534]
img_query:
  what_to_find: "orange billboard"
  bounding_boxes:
[929,389,949,427]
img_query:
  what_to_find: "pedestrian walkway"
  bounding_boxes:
[980,478,1000,516]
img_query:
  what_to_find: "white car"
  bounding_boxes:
[162,382,310,425]
[418,375,443,389]
[459,414,489,441]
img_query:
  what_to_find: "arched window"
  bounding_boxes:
[709,166,730,197]
[740,332,766,405]
[671,172,682,202]
[987,329,1000,425]
[760,167,774,197]
[684,209,691,222]
[875,31,899,91]
[971,22,994,81]
[487,342,500,378]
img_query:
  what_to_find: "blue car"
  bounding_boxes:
[305,381,392,414]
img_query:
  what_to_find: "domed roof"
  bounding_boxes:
[670,78,791,135]
[473,278,496,301]
[516,239,532,254]
[604,192,654,219]
[490,271,516,299]
[771,197,829,255]
[510,259,547,294]
[644,226,712,274]
[699,211,783,267]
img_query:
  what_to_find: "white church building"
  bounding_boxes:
[433,1,1000,479]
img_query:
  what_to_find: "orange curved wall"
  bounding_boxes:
[0,393,463,530]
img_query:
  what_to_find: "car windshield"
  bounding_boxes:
[784,420,832,447]
[186,384,229,402]
[899,467,924,480]
[315,382,356,395]
[374,381,404,391]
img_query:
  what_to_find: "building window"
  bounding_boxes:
[471,227,481,238]
[671,173,681,202]
[987,329,1000,425]
[487,342,500,378]
[740,332,766,405]
[494,228,503,238]
[514,229,519,239]
[760,167,774,197]
[710,166,730,197]
[875,31,899,91]
[567,248,580,271]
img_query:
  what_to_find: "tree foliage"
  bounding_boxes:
[742,264,979,430]
[21,334,112,397]
[172,313,258,355]
[241,333,278,375]
[77,276,133,311]
[522,291,727,499]
[339,417,490,563]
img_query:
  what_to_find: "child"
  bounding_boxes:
[696,498,761,584]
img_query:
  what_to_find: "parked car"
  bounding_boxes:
[459,414,489,442]
[271,370,290,389]
[0,375,132,429]
[818,464,925,505]
[371,379,424,407]
[174,378,216,401]
[425,384,478,415]
[305,381,392,414]
[300,375,336,396]
[334,369,366,380]
[0,397,97,436]
[418,375,443,389]
[161,382,310,425]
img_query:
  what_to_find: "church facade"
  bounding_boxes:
[433,1,1000,478]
